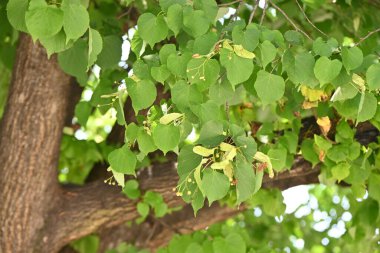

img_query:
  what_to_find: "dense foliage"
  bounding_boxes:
[1,0,380,252]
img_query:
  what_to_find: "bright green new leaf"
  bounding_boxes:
[137,202,149,217]
[202,169,230,205]
[126,79,157,113]
[74,101,92,126]
[259,40,277,68]
[62,0,89,41]
[331,162,350,182]
[341,46,363,71]
[301,139,319,167]
[219,48,254,86]
[108,145,137,175]
[366,63,380,90]
[152,124,180,154]
[138,13,168,47]
[314,135,332,151]
[7,0,29,32]
[314,56,342,85]
[254,70,285,105]
[25,5,64,40]
[123,180,141,199]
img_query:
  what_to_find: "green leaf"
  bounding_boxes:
[96,36,122,69]
[178,145,202,178]
[366,63,380,91]
[191,188,205,215]
[58,40,88,79]
[167,4,183,36]
[183,8,210,38]
[312,37,334,57]
[137,202,150,217]
[295,52,316,86]
[88,28,103,67]
[326,144,348,163]
[137,130,157,154]
[171,80,203,110]
[202,169,230,205]
[167,52,192,77]
[193,0,218,24]
[301,139,319,167]
[197,120,225,148]
[314,135,332,151]
[212,233,246,253]
[219,48,254,86]
[25,5,64,40]
[151,65,170,83]
[331,162,350,182]
[122,179,141,199]
[341,46,363,71]
[137,13,168,47]
[232,25,260,52]
[152,124,180,154]
[234,135,257,163]
[157,44,175,65]
[368,173,380,203]
[126,79,157,113]
[254,70,285,105]
[159,0,186,11]
[7,0,29,32]
[75,101,92,126]
[62,0,89,41]
[186,58,219,89]
[154,202,168,217]
[284,30,303,45]
[330,82,358,102]
[193,32,218,55]
[268,147,287,171]
[259,40,277,68]
[108,145,137,175]
[235,154,256,204]
[40,30,73,58]
[314,56,342,85]
[357,92,377,123]
[125,123,139,143]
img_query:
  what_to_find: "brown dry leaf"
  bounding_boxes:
[317,116,331,136]
[319,150,326,162]
[300,85,327,102]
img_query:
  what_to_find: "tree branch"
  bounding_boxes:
[355,28,380,46]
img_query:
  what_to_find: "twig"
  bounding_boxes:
[355,28,380,46]
[248,0,259,24]
[117,7,132,20]
[218,0,242,7]
[295,0,327,37]
[260,1,268,25]
[269,0,312,40]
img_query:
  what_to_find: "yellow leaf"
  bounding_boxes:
[223,163,234,181]
[222,40,233,51]
[300,85,327,102]
[159,113,183,125]
[302,101,318,109]
[193,146,215,157]
[253,152,274,178]
[211,159,230,170]
[317,116,331,136]
[233,45,255,59]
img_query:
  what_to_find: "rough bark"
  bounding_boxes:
[0,35,72,252]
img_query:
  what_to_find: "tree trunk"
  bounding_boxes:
[0,34,72,252]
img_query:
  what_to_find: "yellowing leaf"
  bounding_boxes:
[317,116,331,136]
[194,164,205,195]
[233,45,255,59]
[300,85,327,102]
[352,73,365,92]
[222,40,233,51]
[223,163,234,181]
[211,159,230,170]
[220,142,234,152]
[253,152,273,178]
[193,146,215,157]
[159,113,183,125]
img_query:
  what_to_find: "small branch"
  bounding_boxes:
[248,0,259,24]
[269,0,312,40]
[260,1,268,25]
[355,28,380,46]
[295,0,328,37]
[218,0,242,7]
